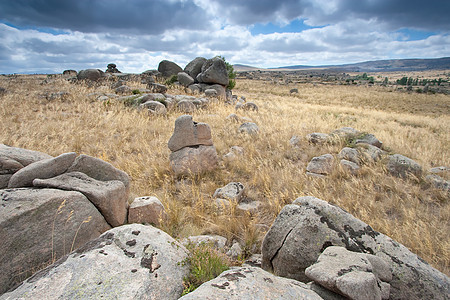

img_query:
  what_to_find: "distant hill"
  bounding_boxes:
[236,57,450,72]
[233,64,263,72]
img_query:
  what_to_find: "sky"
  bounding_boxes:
[0,0,449,74]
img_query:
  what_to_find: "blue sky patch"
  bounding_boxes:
[395,28,437,41]
[250,19,324,35]
[3,22,69,35]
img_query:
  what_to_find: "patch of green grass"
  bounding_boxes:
[180,242,231,295]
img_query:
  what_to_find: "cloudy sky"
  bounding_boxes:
[0,0,449,74]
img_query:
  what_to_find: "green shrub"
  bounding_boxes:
[180,242,231,295]
[217,56,236,90]
[164,75,178,86]
[132,89,141,95]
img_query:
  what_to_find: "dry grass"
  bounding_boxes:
[1,74,449,275]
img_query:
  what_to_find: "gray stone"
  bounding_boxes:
[0,144,52,167]
[306,154,335,175]
[169,145,218,176]
[0,174,12,189]
[158,60,183,78]
[115,85,132,94]
[67,154,130,193]
[128,196,167,225]
[149,83,168,93]
[77,69,104,81]
[305,246,391,300]
[338,147,360,164]
[188,84,201,94]
[238,122,259,135]
[177,100,196,113]
[204,88,218,97]
[182,235,227,250]
[237,201,262,214]
[184,57,207,80]
[290,88,299,93]
[8,152,77,188]
[0,156,23,175]
[2,224,188,300]
[261,196,450,300]
[196,57,229,86]
[356,143,385,163]
[226,113,241,122]
[207,84,227,99]
[340,159,360,174]
[226,242,243,260]
[240,102,259,112]
[330,127,360,141]
[33,172,127,227]
[223,146,244,162]
[355,133,383,149]
[168,115,213,152]
[139,101,167,116]
[426,174,449,192]
[289,135,301,147]
[177,72,195,87]
[306,133,330,145]
[0,188,110,295]
[430,166,449,174]
[179,266,323,300]
[140,93,166,102]
[213,182,245,202]
[386,154,422,179]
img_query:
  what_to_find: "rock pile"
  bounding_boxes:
[105,63,121,73]
[168,115,218,176]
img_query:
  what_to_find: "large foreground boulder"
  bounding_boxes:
[179,266,323,300]
[1,224,189,300]
[0,188,111,295]
[261,196,450,300]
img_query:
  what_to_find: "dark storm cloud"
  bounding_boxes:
[0,0,211,34]
[211,0,450,31]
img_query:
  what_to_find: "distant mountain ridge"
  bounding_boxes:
[234,57,450,72]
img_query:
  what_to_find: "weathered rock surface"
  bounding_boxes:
[306,154,335,175]
[169,145,218,176]
[33,172,127,227]
[305,246,392,300]
[261,196,450,300]
[223,146,244,162]
[338,147,360,165]
[355,133,383,149]
[426,174,450,192]
[196,57,229,86]
[0,144,52,167]
[77,69,104,81]
[149,83,168,93]
[330,127,360,141]
[184,57,207,80]
[1,224,189,300]
[168,115,213,152]
[386,154,422,179]
[213,182,245,202]
[238,122,259,135]
[158,60,183,78]
[128,196,167,225]
[139,100,167,115]
[179,266,323,300]
[67,154,130,193]
[0,188,110,295]
[177,72,195,87]
[356,143,385,163]
[340,159,360,174]
[177,100,196,113]
[8,152,76,188]
[307,133,330,145]
[182,235,227,250]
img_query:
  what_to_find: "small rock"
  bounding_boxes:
[355,133,383,149]
[213,182,245,202]
[177,100,196,113]
[169,145,218,176]
[237,201,262,214]
[204,89,218,97]
[386,154,422,179]
[306,154,334,175]
[289,135,301,147]
[238,122,259,135]
[139,101,167,116]
[338,147,360,165]
[426,174,449,192]
[340,159,360,174]
[128,196,167,226]
[290,88,299,93]
[182,235,227,250]
[306,133,330,145]
[149,83,168,93]
[226,241,243,260]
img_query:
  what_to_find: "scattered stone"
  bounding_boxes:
[177,100,196,113]
[8,152,77,188]
[149,83,168,93]
[2,224,189,300]
[0,188,110,295]
[77,69,104,81]
[305,246,391,300]
[105,63,121,73]
[338,147,360,165]
[340,159,360,175]
[226,241,243,260]
[169,145,218,176]
[168,115,213,152]
[306,154,335,175]
[238,122,259,135]
[426,174,449,192]
[237,200,262,214]
[213,182,245,202]
[139,101,167,116]
[386,154,422,179]
[182,235,227,250]
[289,135,301,147]
[355,133,383,149]
[356,143,385,163]
[178,266,323,300]
[290,88,299,93]
[196,57,229,86]
[429,166,449,174]
[158,60,183,78]
[330,127,360,141]
[184,57,207,80]
[177,72,195,87]
[226,113,241,122]
[223,146,245,161]
[115,85,132,94]
[33,171,127,227]
[206,84,226,99]
[204,89,218,97]
[240,102,259,112]
[128,196,167,225]
[261,196,450,299]
[306,133,330,145]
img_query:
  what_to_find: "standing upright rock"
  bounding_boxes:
[168,115,218,176]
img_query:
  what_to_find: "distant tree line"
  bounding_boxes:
[396,77,447,86]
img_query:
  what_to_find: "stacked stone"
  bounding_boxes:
[168,115,218,176]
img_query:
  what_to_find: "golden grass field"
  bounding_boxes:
[1,74,449,275]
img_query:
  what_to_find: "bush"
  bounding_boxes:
[180,242,231,295]
[164,75,178,86]
[217,56,236,90]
